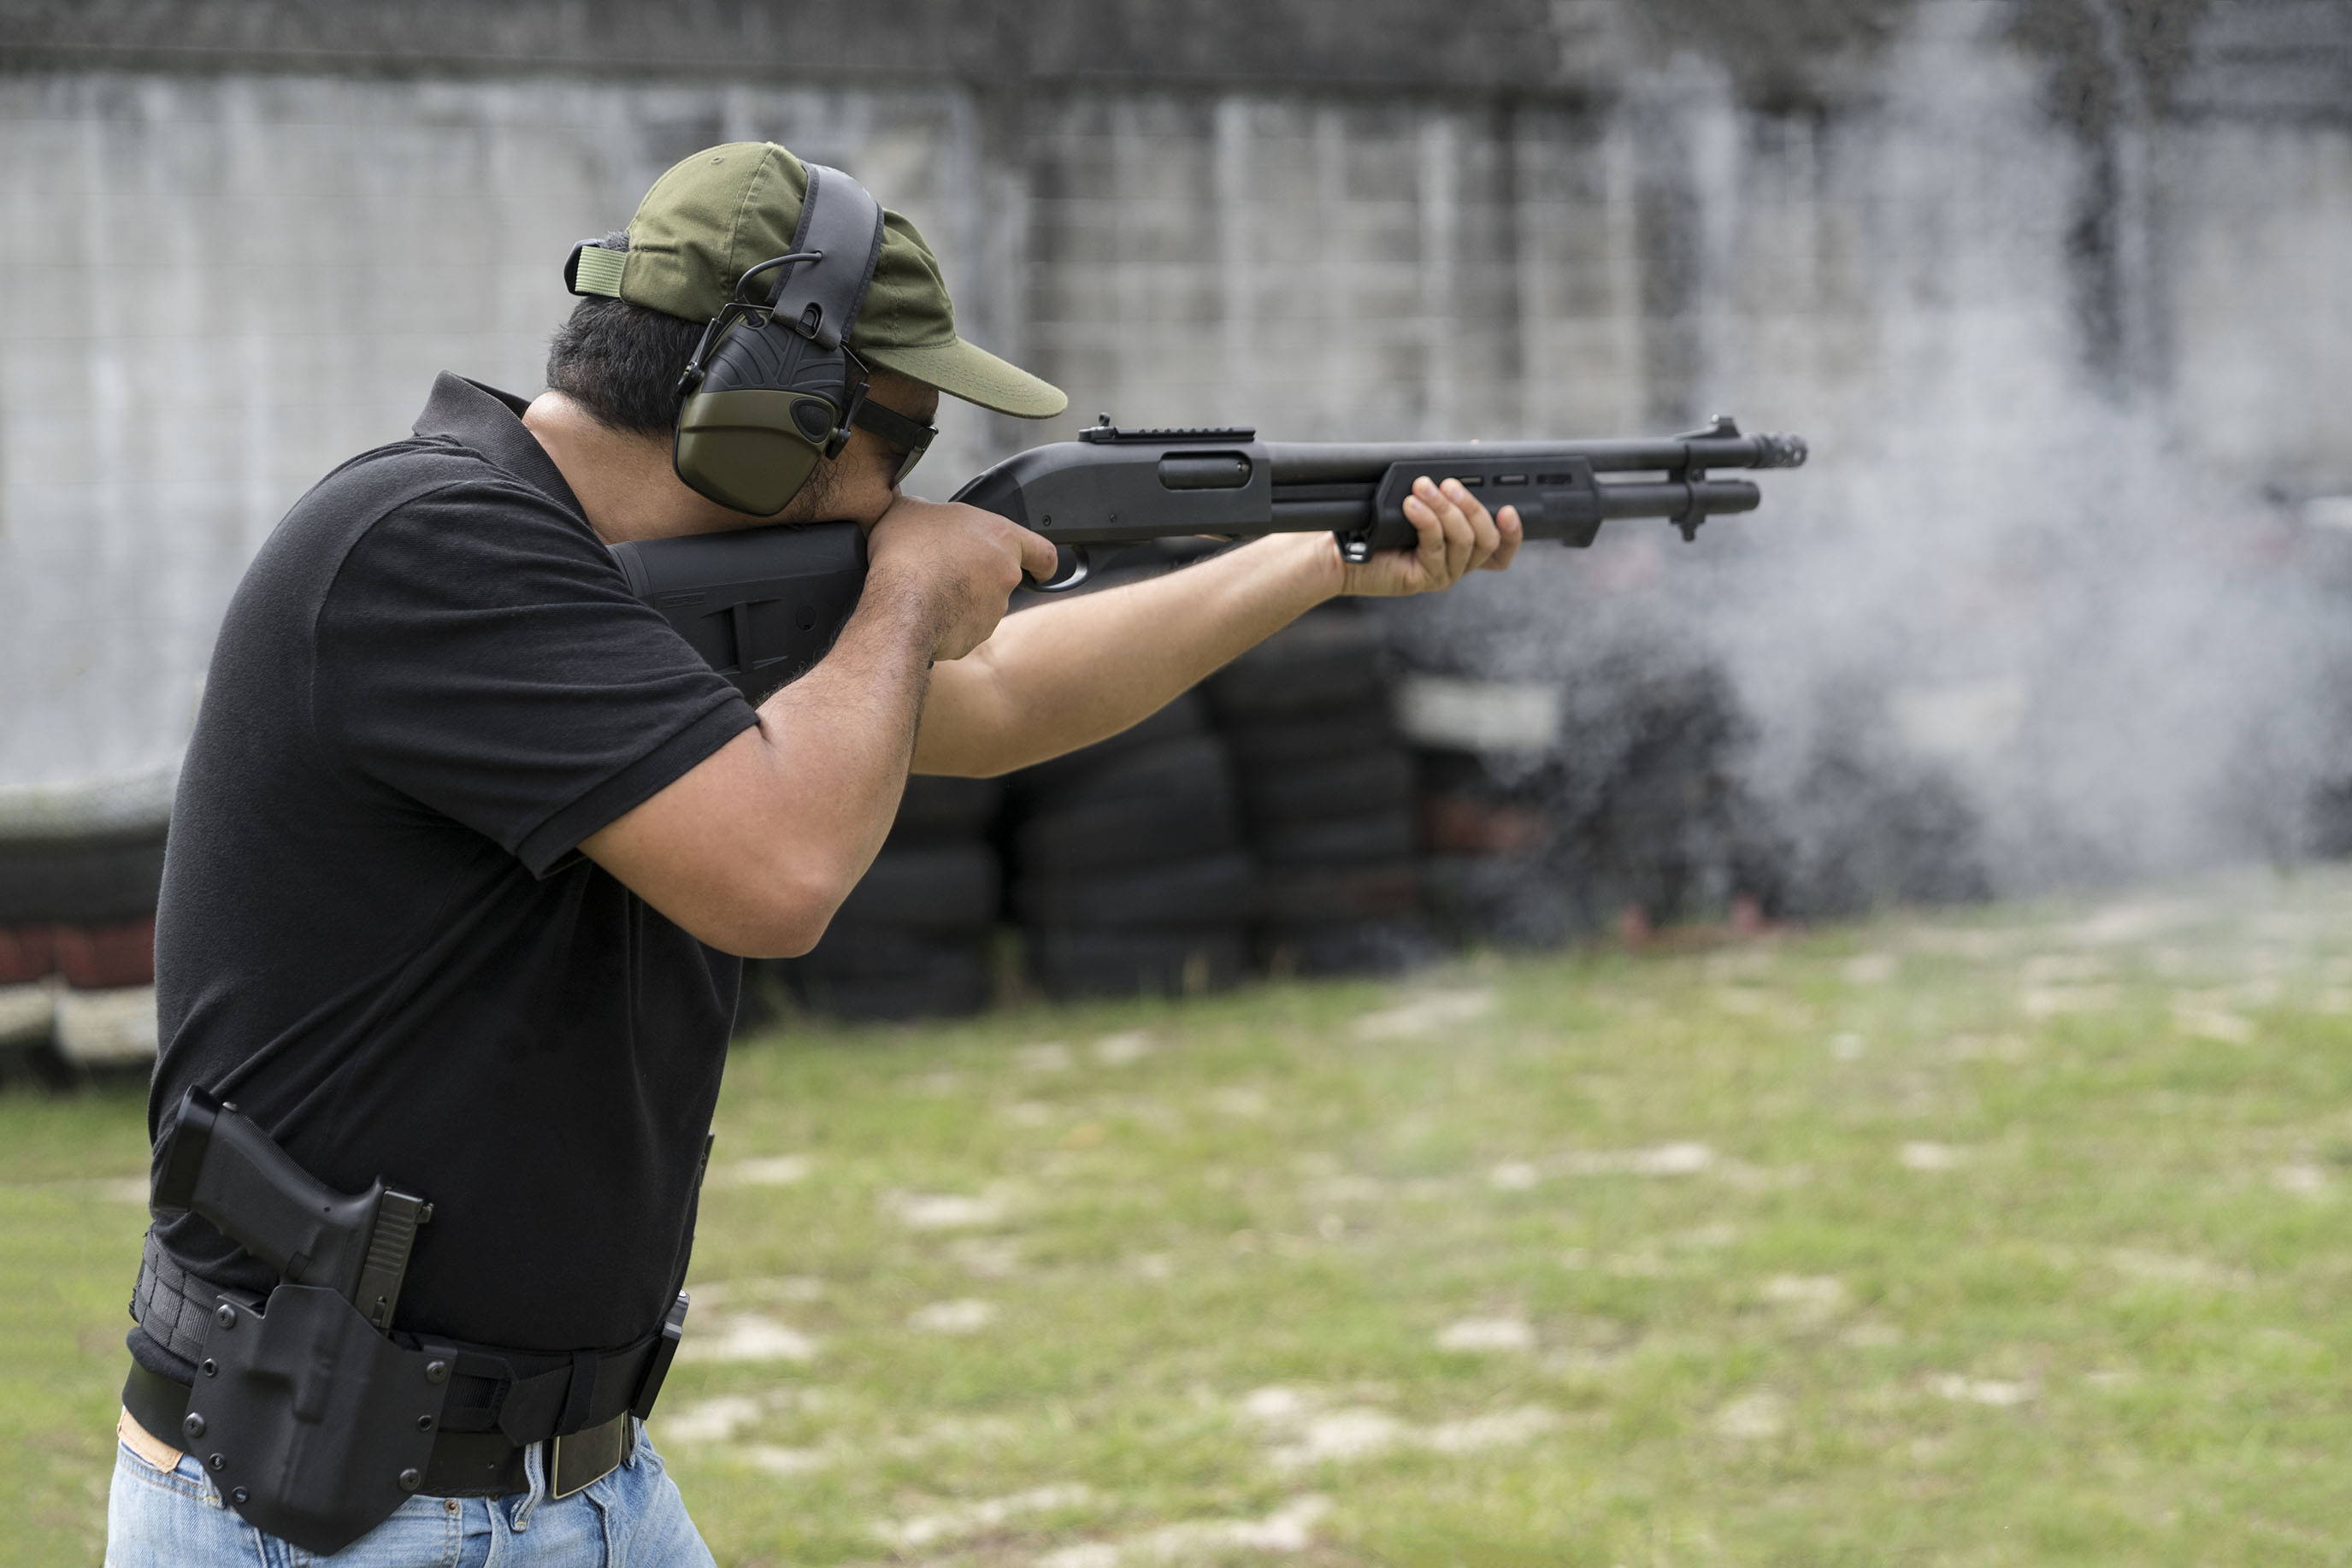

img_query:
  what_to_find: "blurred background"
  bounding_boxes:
[3,0,2352,1044]
[8,8,2352,1563]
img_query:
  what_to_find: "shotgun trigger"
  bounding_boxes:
[1024,545,1095,593]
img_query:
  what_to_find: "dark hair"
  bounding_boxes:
[544,233,704,437]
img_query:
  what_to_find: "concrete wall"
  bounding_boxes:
[1,0,2349,787]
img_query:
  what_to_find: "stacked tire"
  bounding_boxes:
[0,768,172,1079]
[1207,605,1431,974]
[1407,664,1806,942]
[1007,693,1253,999]
[765,775,1004,1023]
[1415,748,1580,948]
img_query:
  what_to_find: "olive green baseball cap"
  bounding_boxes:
[569,141,1067,420]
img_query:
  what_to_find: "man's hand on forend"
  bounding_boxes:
[1338,475,1523,598]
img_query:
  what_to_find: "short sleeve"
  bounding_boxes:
[315,479,757,875]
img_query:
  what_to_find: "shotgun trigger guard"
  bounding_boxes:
[1025,545,1095,593]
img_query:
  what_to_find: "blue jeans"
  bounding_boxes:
[104,1413,717,1567]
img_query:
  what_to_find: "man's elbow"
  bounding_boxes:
[687,869,846,959]
[918,754,1019,781]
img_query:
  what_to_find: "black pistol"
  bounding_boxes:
[152,1083,429,1332]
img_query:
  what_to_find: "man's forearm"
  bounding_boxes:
[580,499,1044,958]
[746,569,939,887]
[911,532,1345,776]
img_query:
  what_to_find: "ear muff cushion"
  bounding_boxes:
[675,390,829,516]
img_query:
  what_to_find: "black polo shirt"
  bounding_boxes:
[138,374,758,1375]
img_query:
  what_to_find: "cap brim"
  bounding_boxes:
[862,337,1067,420]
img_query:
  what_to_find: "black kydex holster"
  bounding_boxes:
[151,1086,445,1555]
[187,1285,451,1552]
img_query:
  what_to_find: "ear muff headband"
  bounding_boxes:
[669,165,888,516]
[765,163,886,351]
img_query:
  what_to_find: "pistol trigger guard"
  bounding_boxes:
[1335,526,1376,566]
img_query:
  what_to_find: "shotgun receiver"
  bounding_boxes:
[610,415,1807,702]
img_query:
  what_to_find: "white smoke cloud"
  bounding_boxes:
[1390,3,2352,905]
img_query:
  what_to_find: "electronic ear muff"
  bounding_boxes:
[665,163,888,516]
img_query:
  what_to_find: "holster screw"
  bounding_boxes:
[200,1359,217,1378]
[181,1414,205,1440]
[397,1468,422,1491]
[230,1487,248,1505]
[206,1453,225,1471]
[424,1359,449,1384]
[416,1414,434,1431]
[215,1305,238,1329]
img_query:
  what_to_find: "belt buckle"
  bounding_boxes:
[547,1416,634,1500]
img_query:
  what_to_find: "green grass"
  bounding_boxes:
[8,870,2352,1565]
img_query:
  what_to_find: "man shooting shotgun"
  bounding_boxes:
[617,414,1807,699]
[112,139,1798,1565]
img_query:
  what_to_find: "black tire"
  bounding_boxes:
[1014,851,1255,929]
[0,834,166,924]
[1011,693,1211,802]
[1261,916,1441,977]
[795,922,989,980]
[1256,859,1422,923]
[0,769,174,925]
[1412,746,1553,800]
[1019,734,1235,817]
[787,950,993,1020]
[1014,787,1244,878]
[1421,853,1577,948]
[835,843,1001,932]
[1205,610,1387,718]
[1223,707,1400,770]
[1238,749,1415,825]
[1030,928,1248,999]
[1250,808,1418,866]
[889,775,1005,842]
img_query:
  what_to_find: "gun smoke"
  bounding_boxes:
[1386,8,2352,916]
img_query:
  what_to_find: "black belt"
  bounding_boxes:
[128,1235,666,1500]
[123,1361,634,1498]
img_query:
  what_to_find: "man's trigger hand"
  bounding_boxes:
[865,495,1055,662]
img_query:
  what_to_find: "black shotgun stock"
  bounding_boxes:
[613,414,1807,701]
